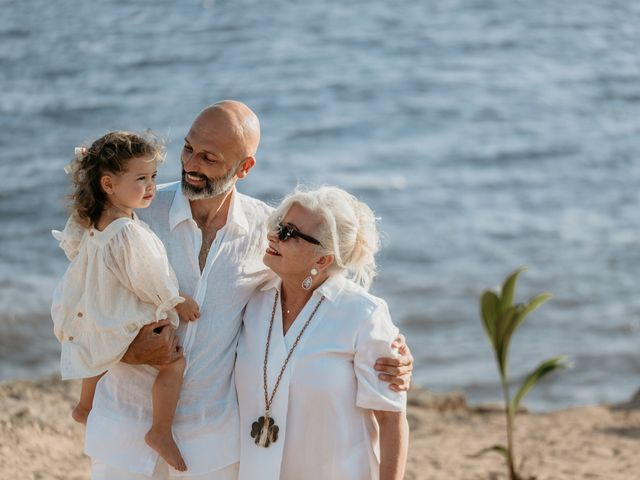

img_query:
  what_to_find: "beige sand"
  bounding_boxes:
[1,377,638,479]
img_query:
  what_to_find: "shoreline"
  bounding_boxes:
[2,376,639,480]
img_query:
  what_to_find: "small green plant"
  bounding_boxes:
[477,267,567,480]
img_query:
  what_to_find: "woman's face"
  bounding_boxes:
[263,203,324,281]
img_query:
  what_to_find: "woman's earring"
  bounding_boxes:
[302,268,319,290]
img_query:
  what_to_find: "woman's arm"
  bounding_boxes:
[374,409,409,480]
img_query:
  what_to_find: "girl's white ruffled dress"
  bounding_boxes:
[51,214,183,380]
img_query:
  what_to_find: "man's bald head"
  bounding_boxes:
[181,100,260,200]
[193,100,260,158]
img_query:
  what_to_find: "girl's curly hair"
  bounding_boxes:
[70,130,164,227]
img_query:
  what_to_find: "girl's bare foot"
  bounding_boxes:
[71,404,90,424]
[145,428,187,472]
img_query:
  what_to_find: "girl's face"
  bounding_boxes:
[105,155,158,211]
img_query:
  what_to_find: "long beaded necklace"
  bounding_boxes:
[250,290,325,448]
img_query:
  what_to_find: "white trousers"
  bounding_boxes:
[90,459,239,480]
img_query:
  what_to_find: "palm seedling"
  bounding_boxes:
[478,267,567,480]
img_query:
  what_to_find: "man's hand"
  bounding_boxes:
[121,319,182,365]
[176,295,200,322]
[375,334,413,392]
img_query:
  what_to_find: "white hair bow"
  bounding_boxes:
[64,147,88,175]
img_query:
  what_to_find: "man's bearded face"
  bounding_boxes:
[181,164,238,200]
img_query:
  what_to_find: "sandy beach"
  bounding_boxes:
[1,377,638,480]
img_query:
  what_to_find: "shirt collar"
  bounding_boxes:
[169,183,193,231]
[315,273,346,303]
[169,184,249,233]
[259,272,346,304]
[226,188,249,233]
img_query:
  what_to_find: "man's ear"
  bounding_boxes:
[314,254,334,273]
[100,174,114,195]
[236,156,256,179]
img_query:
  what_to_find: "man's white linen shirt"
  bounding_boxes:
[85,182,273,476]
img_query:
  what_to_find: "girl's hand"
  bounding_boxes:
[176,295,200,322]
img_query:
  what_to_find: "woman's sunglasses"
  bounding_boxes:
[276,222,322,246]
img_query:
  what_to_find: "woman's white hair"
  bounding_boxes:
[268,185,380,291]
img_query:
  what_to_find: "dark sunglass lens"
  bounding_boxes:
[277,223,290,241]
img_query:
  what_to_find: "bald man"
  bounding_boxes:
[84,101,412,480]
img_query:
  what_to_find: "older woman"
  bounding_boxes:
[235,186,409,480]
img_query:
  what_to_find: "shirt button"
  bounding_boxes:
[68,336,74,341]
[89,232,94,237]
[77,312,83,317]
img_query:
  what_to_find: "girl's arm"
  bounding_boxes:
[374,409,409,480]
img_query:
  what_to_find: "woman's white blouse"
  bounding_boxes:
[235,274,406,480]
[51,214,183,380]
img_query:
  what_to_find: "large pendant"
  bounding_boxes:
[251,414,279,447]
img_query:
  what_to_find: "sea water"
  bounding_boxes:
[1,0,639,410]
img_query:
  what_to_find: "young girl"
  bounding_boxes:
[51,131,199,472]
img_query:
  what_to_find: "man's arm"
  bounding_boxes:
[121,319,182,365]
[375,334,413,392]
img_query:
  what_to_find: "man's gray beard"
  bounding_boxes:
[181,168,237,200]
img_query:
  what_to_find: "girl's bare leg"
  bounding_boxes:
[73,373,105,424]
[144,356,187,472]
